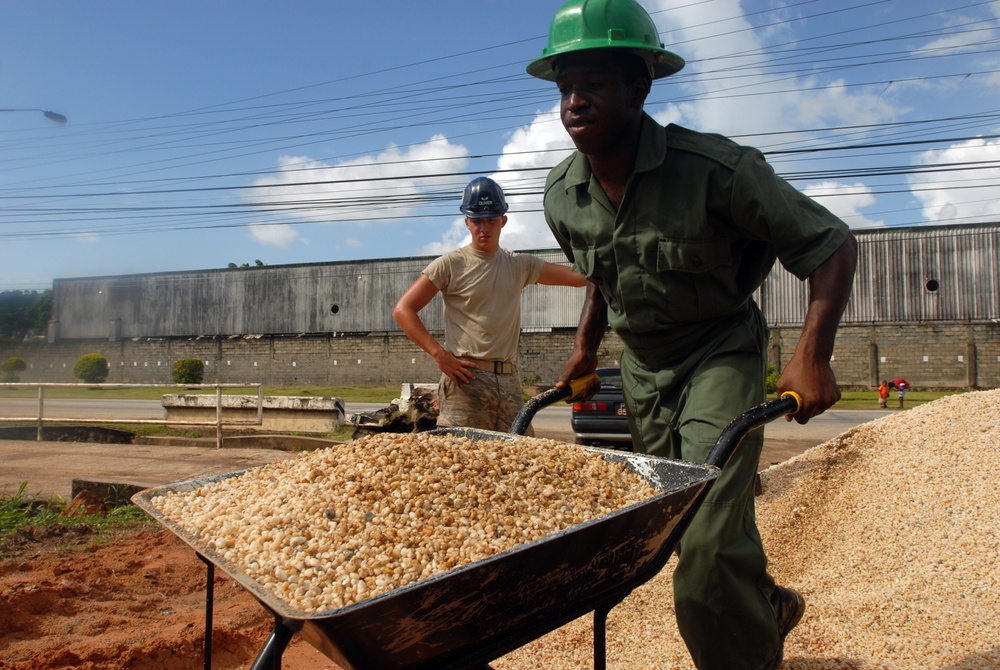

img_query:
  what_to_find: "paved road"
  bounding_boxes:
[0,397,576,436]
[0,397,885,442]
[0,398,167,421]
[0,398,891,500]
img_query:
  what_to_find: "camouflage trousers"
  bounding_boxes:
[435,369,531,435]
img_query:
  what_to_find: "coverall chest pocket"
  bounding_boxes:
[572,244,619,311]
[655,238,734,322]
[656,238,730,274]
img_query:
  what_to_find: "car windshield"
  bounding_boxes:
[597,369,622,389]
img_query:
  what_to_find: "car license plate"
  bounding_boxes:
[616,403,627,416]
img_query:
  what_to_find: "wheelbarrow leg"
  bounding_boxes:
[249,613,295,670]
[196,553,214,670]
[593,595,627,670]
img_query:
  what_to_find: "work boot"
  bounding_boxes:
[767,586,806,669]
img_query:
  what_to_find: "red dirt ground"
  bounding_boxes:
[0,524,341,670]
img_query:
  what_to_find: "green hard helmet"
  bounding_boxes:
[526,0,685,82]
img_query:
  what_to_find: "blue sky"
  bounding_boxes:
[2,0,999,291]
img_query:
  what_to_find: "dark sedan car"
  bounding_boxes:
[570,367,633,449]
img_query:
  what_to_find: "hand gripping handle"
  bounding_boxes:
[704,391,802,469]
[509,373,600,436]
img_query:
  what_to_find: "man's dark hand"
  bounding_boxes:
[554,351,600,401]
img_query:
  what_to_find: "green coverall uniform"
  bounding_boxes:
[543,114,850,669]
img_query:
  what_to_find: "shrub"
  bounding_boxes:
[766,365,779,395]
[1,356,26,383]
[73,353,109,384]
[172,358,204,385]
[521,373,541,387]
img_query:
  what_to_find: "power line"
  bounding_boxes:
[2,0,999,247]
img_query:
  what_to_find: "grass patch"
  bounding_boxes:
[1,384,400,403]
[0,481,155,556]
[120,422,357,443]
[763,389,959,410]
[125,423,215,439]
[3,383,971,409]
[827,389,959,410]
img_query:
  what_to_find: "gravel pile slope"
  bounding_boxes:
[496,389,1000,669]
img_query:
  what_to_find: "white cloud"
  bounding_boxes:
[420,216,470,256]
[250,223,299,248]
[918,8,999,54]
[344,237,363,248]
[414,0,912,256]
[497,109,574,171]
[801,182,884,229]
[247,135,469,225]
[910,7,1000,96]
[421,107,575,255]
[651,0,904,137]
[494,107,576,252]
[911,138,1000,225]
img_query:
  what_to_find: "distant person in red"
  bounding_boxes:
[891,378,910,409]
[878,380,889,409]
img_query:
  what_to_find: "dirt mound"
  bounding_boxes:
[0,526,337,669]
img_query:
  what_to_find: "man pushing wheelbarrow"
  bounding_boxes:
[529,1,858,667]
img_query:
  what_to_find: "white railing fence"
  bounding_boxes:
[0,383,263,448]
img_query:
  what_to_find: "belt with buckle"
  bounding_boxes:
[465,358,515,375]
[493,360,514,374]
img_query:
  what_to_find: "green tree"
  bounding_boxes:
[172,358,205,385]
[766,365,779,394]
[1,356,27,383]
[73,353,109,384]
[0,290,50,340]
[0,291,38,340]
[28,290,52,333]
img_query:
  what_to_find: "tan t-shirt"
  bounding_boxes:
[423,246,544,363]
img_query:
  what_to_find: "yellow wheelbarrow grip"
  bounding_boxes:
[779,390,803,415]
[509,372,601,435]
[566,372,600,400]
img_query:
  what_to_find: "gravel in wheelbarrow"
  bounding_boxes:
[132,388,800,670]
[133,432,717,670]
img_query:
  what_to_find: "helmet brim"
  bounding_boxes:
[527,43,684,82]
[462,209,508,219]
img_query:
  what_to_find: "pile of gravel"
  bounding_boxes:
[496,389,1000,669]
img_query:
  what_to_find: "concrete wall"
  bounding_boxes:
[161,394,345,432]
[4,321,999,390]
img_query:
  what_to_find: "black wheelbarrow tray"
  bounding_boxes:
[132,390,801,670]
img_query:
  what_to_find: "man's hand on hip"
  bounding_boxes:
[434,351,478,385]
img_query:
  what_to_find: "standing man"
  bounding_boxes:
[527,1,857,669]
[892,377,910,409]
[393,176,587,432]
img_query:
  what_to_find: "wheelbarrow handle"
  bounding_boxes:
[660,391,803,575]
[704,391,803,470]
[509,373,600,436]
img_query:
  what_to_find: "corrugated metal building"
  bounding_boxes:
[763,223,1000,326]
[2,223,991,389]
[49,251,586,341]
[50,224,1000,342]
